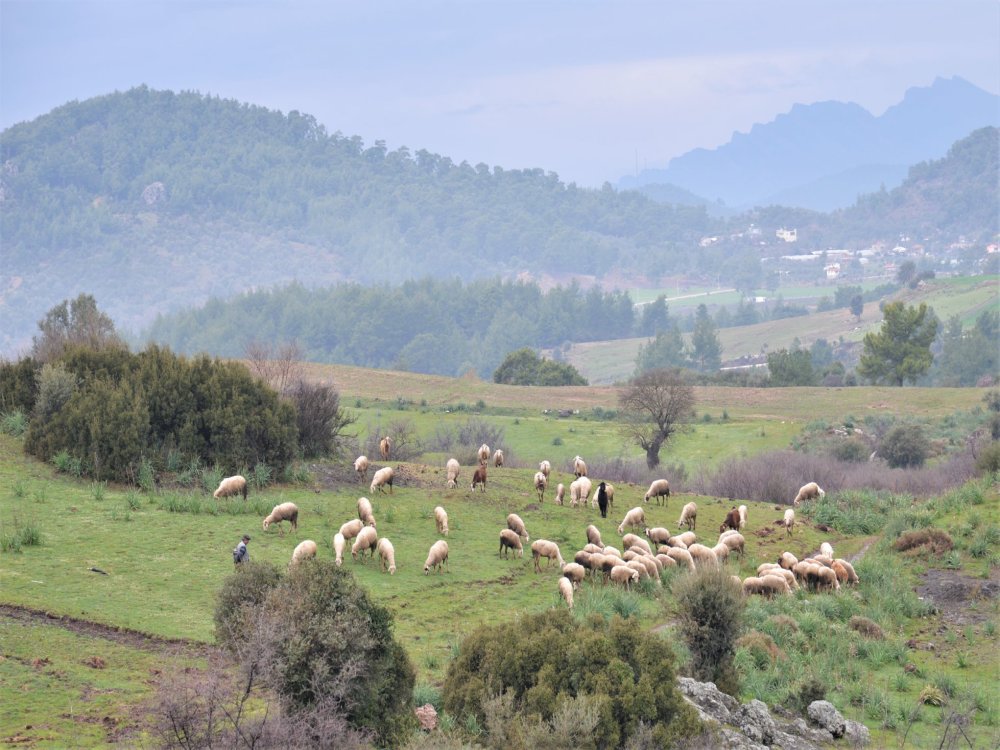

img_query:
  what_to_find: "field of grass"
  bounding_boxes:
[628,278,889,308]
[1,377,997,748]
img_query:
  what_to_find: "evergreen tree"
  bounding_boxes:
[858,302,939,386]
[690,304,722,372]
[635,323,687,374]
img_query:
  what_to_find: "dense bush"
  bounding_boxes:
[879,425,930,468]
[672,567,744,694]
[286,379,356,458]
[442,609,699,749]
[493,348,587,386]
[0,357,39,414]
[213,560,283,650]
[976,441,1000,474]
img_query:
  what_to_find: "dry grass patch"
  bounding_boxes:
[848,616,884,640]
[893,528,954,555]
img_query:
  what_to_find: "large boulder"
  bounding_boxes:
[677,677,740,725]
[844,719,871,746]
[808,700,847,738]
[736,699,776,746]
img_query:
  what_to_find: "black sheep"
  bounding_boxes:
[597,481,609,518]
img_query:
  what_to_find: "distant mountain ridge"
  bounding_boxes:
[620,76,999,211]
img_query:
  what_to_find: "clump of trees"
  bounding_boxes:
[442,609,700,748]
[493,348,587,386]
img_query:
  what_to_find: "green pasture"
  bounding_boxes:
[628,278,889,309]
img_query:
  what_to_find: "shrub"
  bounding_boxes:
[848,616,885,640]
[879,425,930,468]
[214,561,283,650]
[892,529,954,555]
[832,437,869,463]
[672,566,744,694]
[0,410,27,436]
[442,609,699,749]
[286,378,356,458]
[976,441,1000,475]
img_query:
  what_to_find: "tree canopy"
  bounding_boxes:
[618,368,695,469]
[857,301,939,386]
[493,348,587,386]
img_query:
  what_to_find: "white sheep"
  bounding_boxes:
[213,475,247,500]
[687,543,719,567]
[656,553,677,570]
[446,458,460,489]
[558,576,574,609]
[677,502,698,531]
[554,482,565,505]
[573,455,588,477]
[717,531,745,556]
[738,504,748,531]
[562,562,586,587]
[783,508,796,536]
[602,545,623,559]
[354,455,369,484]
[507,513,530,541]
[792,481,825,507]
[570,476,592,508]
[626,559,652,582]
[351,526,378,561]
[675,531,698,548]
[617,507,646,535]
[643,478,671,506]
[534,471,548,502]
[357,497,374,523]
[333,532,346,567]
[339,518,364,541]
[477,443,491,465]
[539,460,551,478]
[499,529,524,558]
[531,539,564,572]
[778,551,799,570]
[665,547,695,571]
[645,527,671,546]
[609,564,639,588]
[424,540,449,574]
[379,436,392,461]
[370,466,394,494]
[291,539,317,565]
[377,537,396,574]
[820,542,834,558]
[262,502,299,533]
[621,534,652,555]
[434,505,449,536]
[493,449,504,468]
[586,524,603,548]
[711,542,730,563]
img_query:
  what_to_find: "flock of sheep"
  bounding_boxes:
[213,443,857,610]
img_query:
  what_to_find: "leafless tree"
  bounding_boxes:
[618,368,695,470]
[243,340,304,395]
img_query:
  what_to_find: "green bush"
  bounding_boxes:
[975,441,1000,475]
[213,560,283,650]
[0,410,28,436]
[832,437,869,463]
[879,425,930,468]
[442,609,699,749]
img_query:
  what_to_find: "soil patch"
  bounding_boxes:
[914,569,999,626]
[309,460,432,492]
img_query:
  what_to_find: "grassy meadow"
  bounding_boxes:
[1,377,998,748]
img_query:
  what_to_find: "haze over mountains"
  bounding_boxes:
[619,77,999,212]
[0,82,997,360]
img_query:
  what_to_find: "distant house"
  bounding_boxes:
[824,263,841,280]
[699,236,720,247]
[776,228,797,243]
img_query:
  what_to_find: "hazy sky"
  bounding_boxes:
[2,0,998,186]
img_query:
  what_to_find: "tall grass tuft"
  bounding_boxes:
[0,410,28,436]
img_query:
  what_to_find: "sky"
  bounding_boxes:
[2,0,998,187]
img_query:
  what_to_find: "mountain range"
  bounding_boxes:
[618,76,999,212]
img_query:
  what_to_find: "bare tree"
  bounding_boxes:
[618,368,695,470]
[244,340,304,395]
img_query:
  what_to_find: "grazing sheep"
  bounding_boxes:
[743,575,787,597]
[602,545,622,559]
[738,505,748,531]
[583,543,604,555]
[711,543,730,563]
[370,466,394,494]
[833,558,859,585]
[778,551,799,570]
[574,550,593,571]
[570,476,592,508]
[813,565,840,592]
[507,513,530,541]
[357,497,374,523]
[717,532,745,556]
[534,471,548,502]
[558,576,574,609]
[499,529,524,558]
[493,449,504,468]
[820,542,834,558]
[609,564,639,589]
[675,531,698,548]
[617,507,646,535]
[477,444,491,465]
[573,455,588,477]
[757,564,798,590]
[621,534,652,555]
[792,481,825,507]
[213,475,248,500]
[471,464,487,492]
[339,519,364,541]
[539,460,551,478]
[446,458,460,489]
[677,502,698,531]
[665,536,688,549]
[379,436,392,461]
[291,539,317,565]
[666,547,696,571]
[531,540,565,572]
[645,527,671,546]
[643,478,671,506]
[351,526,378,561]
[586,524,603,548]
[262,502,299,533]
[562,562,586,587]
[333,533,346,567]
[554,483,565,505]
[656,553,677,569]
[762,573,792,594]
[592,553,618,580]
[377,537,396,574]
[354,455,370,484]
[719,507,741,534]
[783,508,795,536]
[434,505,449,536]
[626,559,652,581]
[811,554,834,567]
[596,481,612,518]
[687,543,719,568]
[424,540,450,574]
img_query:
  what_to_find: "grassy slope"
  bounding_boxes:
[567,276,999,384]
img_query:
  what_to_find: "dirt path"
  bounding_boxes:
[848,535,878,564]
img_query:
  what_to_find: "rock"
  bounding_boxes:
[844,719,871,746]
[770,727,824,750]
[677,677,740,724]
[718,727,769,749]
[736,699,776,745]
[414,703,437,731]
[807,700,847,738]
[787,717,835,744]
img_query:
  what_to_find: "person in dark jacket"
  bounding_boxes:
[233,534,251,566]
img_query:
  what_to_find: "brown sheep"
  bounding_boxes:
[379,436,392,461]
[471,464,487,492]
[720,507,741,534]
